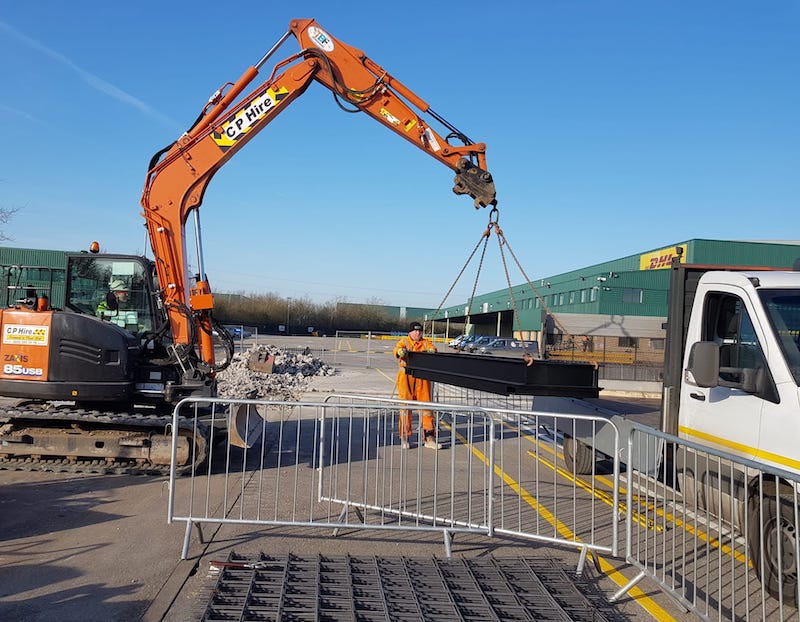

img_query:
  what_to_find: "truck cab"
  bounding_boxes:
[679,270,800,472]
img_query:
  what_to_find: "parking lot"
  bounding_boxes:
[0,334,696,621]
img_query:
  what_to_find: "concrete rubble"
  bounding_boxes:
[216,344,335,401]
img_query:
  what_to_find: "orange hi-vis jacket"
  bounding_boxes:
[393,335,437,369]
[393,335,438,438]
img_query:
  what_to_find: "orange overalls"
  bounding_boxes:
[393,336,438,441]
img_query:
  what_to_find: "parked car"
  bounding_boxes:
[478,338,540,359]
[465,335,495,352]
[225,326,253,339]
[452,334,479,350]
[448,334,468,348]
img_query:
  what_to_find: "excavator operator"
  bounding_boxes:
[96,278,129,317]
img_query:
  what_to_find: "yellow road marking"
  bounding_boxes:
[374,367,394,382]
[443,418,678,621]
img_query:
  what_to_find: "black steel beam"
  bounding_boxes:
[405,351,600,398]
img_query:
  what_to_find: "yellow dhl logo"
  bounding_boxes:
[212,86,289,150]
[639,244,688,270]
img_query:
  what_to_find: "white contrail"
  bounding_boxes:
[0,19,180,130]
[0,102,43,125]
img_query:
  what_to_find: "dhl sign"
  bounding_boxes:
[639,244,688,270]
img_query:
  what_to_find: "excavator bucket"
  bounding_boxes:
[228,403,267,449]
[247,351,274,373]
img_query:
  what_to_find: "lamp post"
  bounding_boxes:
[286,297,292,335]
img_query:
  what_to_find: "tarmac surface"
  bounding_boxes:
[0,335,690,622]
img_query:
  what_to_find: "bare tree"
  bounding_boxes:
[0,206,20,242]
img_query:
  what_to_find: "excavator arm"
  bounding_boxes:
[140,18,497,369]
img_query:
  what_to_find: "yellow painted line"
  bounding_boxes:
[514,420,750,566]
[444,420,677,621]
[524,450,658,531]
[515,421,750,567]
[503,420,656,530]
[373,367,394,382]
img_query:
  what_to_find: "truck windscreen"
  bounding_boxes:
[760,290,800,385]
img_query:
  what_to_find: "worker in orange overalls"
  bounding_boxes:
[393,322,440,449]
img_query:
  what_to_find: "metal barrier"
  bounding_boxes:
[167,395,622,571]
[616,422,800,619]
[331,331,391,368]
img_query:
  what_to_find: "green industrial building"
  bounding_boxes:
[427,239,800,365]
[2,240,799,365]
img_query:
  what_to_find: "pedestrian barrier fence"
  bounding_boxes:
[167,395,621,571]
[168,391,800,617]
[614,422,800,620]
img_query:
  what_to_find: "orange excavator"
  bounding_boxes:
[0,18,496,474]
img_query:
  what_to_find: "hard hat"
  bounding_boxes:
[109,278,127,291]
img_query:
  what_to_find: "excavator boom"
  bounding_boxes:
[141,18,496,368]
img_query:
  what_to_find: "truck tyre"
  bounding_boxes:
[747,490,798,606]
[562,436,595,475]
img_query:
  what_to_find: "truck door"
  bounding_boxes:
[680,291,773,461]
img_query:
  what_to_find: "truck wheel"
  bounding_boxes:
[747,490,798,606]
[562,436,595,475]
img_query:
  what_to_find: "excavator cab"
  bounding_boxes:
[66,253,159,338]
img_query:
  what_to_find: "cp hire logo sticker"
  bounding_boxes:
[308,26,334,52]
[3,324,49,346]
[212,86,289,150]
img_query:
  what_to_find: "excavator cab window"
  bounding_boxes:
[65,255,158,338]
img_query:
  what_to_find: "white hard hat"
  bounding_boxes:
[109,278,127,291]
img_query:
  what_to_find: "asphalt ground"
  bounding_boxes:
[0,335,690,622]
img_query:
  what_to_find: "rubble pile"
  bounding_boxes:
[216,345,335,401]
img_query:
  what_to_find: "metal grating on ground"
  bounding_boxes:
[200,553,626,622]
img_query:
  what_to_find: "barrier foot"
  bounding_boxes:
[609,570,646,603]
[576,546,602,576]
[443,531,453,558]
[332,504,365,537]
[181,521,194,560]
[576,546,588,577]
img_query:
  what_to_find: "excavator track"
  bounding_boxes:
[0,406,208,476]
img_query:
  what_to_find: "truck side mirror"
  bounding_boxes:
[686,341,720,388]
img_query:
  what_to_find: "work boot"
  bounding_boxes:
[400,440,411,449]
[423,435,441,450]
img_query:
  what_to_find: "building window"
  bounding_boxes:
[619,337,639,348]
[569,291,575,304]
[623,288,643,304]
[580,289,587,303]
[650,338,665,350]
[590,288,597,302]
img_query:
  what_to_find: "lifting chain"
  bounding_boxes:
[428,205,574,359]
[489,214,573,342]
[427,207,496,333]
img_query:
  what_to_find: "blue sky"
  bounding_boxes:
[1,2,798,308]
